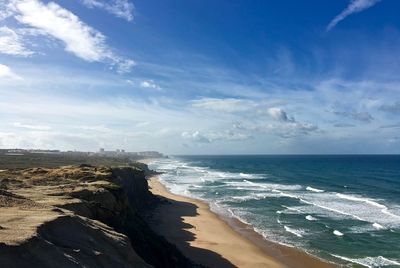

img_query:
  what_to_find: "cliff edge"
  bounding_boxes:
[0,165,196,267]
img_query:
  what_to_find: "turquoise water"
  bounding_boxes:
[148,155,400,267]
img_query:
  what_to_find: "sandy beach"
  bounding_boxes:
[147,176,337,268]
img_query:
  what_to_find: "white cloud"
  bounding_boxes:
[327,0,382,31]
[81,0,134,22]
[0,26,33,56]
[182,131,211,143]
[114,58,135,74]
[267,107,295,122]
[11,0,106,61]
[191,98,256,113]
[5,0,134,72]
[140,80,161,90]
[0,63,22,80]
[182,130,251,143]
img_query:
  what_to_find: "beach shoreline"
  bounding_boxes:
[146,175,337,268]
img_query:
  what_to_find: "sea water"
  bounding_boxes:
[148,155,400,267]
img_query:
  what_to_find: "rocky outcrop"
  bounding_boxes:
[0,165,197,268]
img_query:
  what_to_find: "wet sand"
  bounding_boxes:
[147,176,337,268]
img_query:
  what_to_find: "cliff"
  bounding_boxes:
[0,165,197,267]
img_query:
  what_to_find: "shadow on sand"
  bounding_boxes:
[147,194,236,268]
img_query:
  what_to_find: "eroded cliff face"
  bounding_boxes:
[0,165,196,268]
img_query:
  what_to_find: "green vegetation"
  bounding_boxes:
[0,153,135,169]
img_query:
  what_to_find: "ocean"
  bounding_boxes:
[148,155,400,268]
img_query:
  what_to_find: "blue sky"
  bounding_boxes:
[1,0,400,154]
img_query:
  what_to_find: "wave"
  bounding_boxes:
[225,183,399,229]
[336,193,387,209]
[226,180,302,192]
[372,223,384,230]
[306,186,325,193]
[282,205,301,213]
[272,191,400,229]
[333,230,344,236]
[239,172,265,179]
[305,215,317,221]
[284,226,304,237]
[331,254,400,268]
[230,193,270,202]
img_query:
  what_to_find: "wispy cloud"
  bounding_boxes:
[191,98,256,113]
[182,130,252,143]
[0,26,33,56]
[81,0,134,22]
[140,80,162,90]
[327,0,382,31]
[4,0,134,73]
[0,63,22,80]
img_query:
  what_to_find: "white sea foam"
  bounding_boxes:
[306,186,325,193]
[279,191,298,199]
[331,254,400,268]
[243,179,255,185]
[336,193,387,209]
[230,193,269,202]
[282,205,301,212]
[283,191,400,229]
[284,226,304,237]
[225,180,302,192]
[239,172,265,179]
[333,230,344,236]
[372,223,384,230]
[305,215,317,221]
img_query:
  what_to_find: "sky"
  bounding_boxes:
[1,0,400,154]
